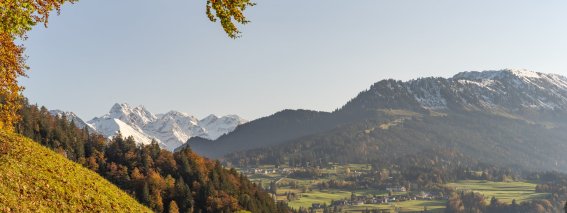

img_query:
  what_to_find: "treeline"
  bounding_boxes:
[384,149,519,190]
[532,172,567,212]
[446,191,561,213]
[445,171,567,213]
[15,101,292,213]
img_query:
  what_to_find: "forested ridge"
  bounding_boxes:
[225,110,567,172]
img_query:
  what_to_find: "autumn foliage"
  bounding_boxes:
[0,33,26,131]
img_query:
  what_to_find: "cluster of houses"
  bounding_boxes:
[312,190,445,209]
[328,195,410,207]
[242,167,299,175]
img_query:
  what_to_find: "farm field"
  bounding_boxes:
[342,200,446,213]
[285,190,351,210]
[445,180,549,203]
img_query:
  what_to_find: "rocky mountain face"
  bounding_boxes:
[52,104,247,151]
[191,69,567,172]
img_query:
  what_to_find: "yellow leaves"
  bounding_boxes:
[206,0,255,38]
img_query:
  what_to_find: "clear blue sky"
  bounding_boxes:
[19,0,567,121]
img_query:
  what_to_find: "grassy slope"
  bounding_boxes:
[0,130,151,212]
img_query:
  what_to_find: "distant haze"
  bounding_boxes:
[19,0,567,121]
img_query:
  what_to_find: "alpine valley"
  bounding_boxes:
[10,69,567,212]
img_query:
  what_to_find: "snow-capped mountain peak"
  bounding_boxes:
[86,103,247,151]
[108,103,156,127]
[199,114,219,126]
[508,68,542,79]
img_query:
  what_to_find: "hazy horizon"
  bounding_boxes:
[19,0,567,120]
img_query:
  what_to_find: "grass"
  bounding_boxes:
[446,180,549,203]
[0,130,151,212]
[286,190,351,209]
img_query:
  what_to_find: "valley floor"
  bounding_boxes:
[235,164,549,212]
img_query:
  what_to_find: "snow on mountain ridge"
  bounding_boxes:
[198,114,248,139]
[87,103,247,151]
[405,69,567,111]
[89,117,153,145]
[452,69,544,80]
[49,110,95,130]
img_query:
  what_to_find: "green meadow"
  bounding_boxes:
[446,180,549,203]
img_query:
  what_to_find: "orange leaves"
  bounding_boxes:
[185,150,210,181]
[147,170,166,191]
[0,141,9,154]
[130,167,145,181]
[206,190,239,212]
[0,32,25,131]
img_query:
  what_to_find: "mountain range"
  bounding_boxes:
[189,69,567,172]
[52,104,246,151]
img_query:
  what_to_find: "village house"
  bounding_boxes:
[331,200,348,207]
[386,186,406,192]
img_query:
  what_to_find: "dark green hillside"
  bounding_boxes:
[226,110,567,172]
[0,130,152,212]
[190,109,338,158]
